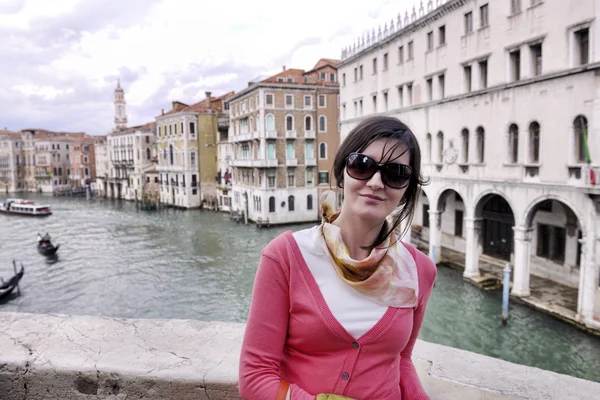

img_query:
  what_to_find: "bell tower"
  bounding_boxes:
[114,79,128,131]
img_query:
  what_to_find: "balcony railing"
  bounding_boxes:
[568,164,600,190]
[286,158,298,167]
[252,131,260,140]
[285,130,297,139]
[304,130,316,139]
[305,158,317,166]
[254,159,278,168]
[265,130,277,139]
[232,159,253,168]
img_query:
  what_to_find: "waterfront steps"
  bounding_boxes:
[0,312,598,399]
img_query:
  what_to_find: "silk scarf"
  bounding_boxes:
[319,190,419,308]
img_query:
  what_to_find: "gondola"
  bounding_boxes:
[37,233,60,256]
[0,261,24,300]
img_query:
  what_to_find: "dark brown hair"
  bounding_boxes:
[333,116,428,249]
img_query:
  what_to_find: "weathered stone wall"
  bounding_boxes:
[1,312,598,399]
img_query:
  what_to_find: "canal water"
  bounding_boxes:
[1,194,599,383]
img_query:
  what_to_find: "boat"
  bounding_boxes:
[37,233,60,256]
[0,198,52,217]
[0,261,24,301]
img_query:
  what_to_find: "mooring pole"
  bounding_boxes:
[12,260,19,295]
[502,263,511,326]
[430,245,436,264]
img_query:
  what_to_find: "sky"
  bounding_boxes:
[1,0,416,135]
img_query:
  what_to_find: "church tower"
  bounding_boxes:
[114,79,128,131]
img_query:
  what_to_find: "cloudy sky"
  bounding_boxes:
[1,0,415,135]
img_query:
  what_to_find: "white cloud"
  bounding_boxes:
[0,0,415,134]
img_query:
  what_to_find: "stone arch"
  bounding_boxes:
[474,191,517,261]
[473,190,519,225]
[433,187,467,213]
[523,195,585,234]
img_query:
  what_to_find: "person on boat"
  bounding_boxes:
[239,116,437,400]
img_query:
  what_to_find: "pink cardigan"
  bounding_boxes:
[239,230,436,400]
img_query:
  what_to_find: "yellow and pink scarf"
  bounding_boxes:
[319,191,419,308]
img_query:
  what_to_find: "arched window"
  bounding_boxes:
[461,128,469,163]
[436,131,444,163]
[307,195,313,210]
[425,133,432,163]
[319,116,326,132]
[305,142,314,159]
[269,196,275,212]
[476,126,485,163]
[508,123,519,163]
[574,115,588,163]
[288,195,295,211]
[249,117,254,132]
[319,143,327,159]
[305,115,312,131]
[286,115,294,131]
[266,114,275,131]
[169,144,174,165]
[528,122,540,163]
[146,148,151,160]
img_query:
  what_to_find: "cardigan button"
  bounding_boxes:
[352,341,359,348]
[341,372,349,380]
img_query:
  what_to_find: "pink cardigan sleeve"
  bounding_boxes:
[399,251,437,400]
[239,251,315,400]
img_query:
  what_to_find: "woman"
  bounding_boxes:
[239,116,436,400]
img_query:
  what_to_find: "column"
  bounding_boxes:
[464,217,482,278]
[428,210,442,263]
[577,234,596,322]
[512,227,533,297]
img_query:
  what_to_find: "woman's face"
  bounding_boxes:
[341,138,411,225]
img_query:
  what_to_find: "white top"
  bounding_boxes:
[293,226,388,339]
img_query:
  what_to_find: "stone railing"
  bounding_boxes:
[1,312,599,399]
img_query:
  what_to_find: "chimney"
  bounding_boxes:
[171,101,178,110]
[283,65,286,71]
[205,91,212,110]
[161,109,164,115]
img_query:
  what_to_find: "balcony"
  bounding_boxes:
[265,130,277,139]
[304,130,316,139]
[254,159,278,168]
[252,131,260,140]
[232,159,254,168]
[231,133,252,143]
[568,164,600,193]
[285,130,297,139]
[305,158,317,166]
[286,158,298,167]
[217,117,230,129]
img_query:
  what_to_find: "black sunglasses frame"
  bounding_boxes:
[345,152,413,189]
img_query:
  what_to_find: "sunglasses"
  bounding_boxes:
[345,152,413,189]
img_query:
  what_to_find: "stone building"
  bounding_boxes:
[338,0,600,329]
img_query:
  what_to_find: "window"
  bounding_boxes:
[464,65,472,92]
[407,41,414,60]
[287,77,294,83]
[285,94,294,108]
[191,152,196,166]
[354,68,358,81]
[438,74,445,99]
[406,84,413,105]
[158,126,162,137]
[436,132,444,163]
[425,133,432,163]
[383,92,388,111]
[287,171,295,187]
[471,127,484,165]
[266,114,275,131]
[359,65,363,79]
[305,142,314,159]
[575,28,589,66]
[342,73,346,86]
[511,0,521,15]
[318,171,329,184]
[480,4,489,27]
[537,224,566,263]
[427,31,433,51]
[454,210,464,236]
[319,72,326,80]
[307,195,313,210]
[304,95,312,109]
[359,100,363,115]
[169,144,174,165]
[269,196,275,212]
[267,142,276,159]
[398,46,404,63]
[174,124,177,135]
[439,25,446,45]
[286,142,295,159]
[531,43,542,76]
[319,116,326,132]
[398,86,404,107]
[509,124,519,163]
[288,195,295,211]
[305,115,313,131]
[383,53,388,69]
[510,49,521,81]
[529,122,541,163]
[372,94,377,112]
[423,204,430,227]
[426,78,433,101]
[306,168,313,185]
[330,73,335,82]
[267,170,276,187]
[372,57,378,74]
[461,129,469,163]
[277,77,285,82]
[574,115,588,163]
[146,148,151,160]
[318,94,326,108]
[180,122,184,134]
[319,143,327,159]
[479,59,488,89]
[464,12,473,34]
[265,94,274,107]
[286,115,294,131]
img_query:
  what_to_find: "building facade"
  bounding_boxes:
[228,60,341,225]
[339,0,600,329]
[216,116,233,212]
[156,92,232,209]
[94,136,108,196]
[0,131,22,193]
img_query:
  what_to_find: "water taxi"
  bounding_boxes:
[0,198,52,217]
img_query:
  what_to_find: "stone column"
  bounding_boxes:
[428,210,442,263]
[512,227,533,297]
[577,234,596,322]
[464,217,482,278]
